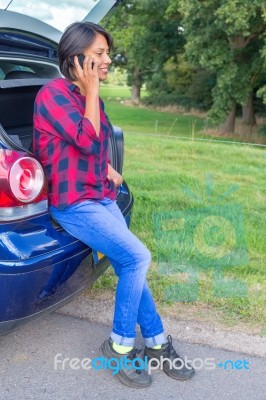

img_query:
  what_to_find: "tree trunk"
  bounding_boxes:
[218,102,237,134]
[242,92,257,127]
[131,83,141,105]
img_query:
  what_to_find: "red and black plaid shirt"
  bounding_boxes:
[33,78,116,209]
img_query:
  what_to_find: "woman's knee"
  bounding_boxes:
[145,248,152,265]
[135,246,152,269]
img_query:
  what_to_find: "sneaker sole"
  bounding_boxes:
[164,366,196,381]
[99,342,152,389]
[144,352,195,381]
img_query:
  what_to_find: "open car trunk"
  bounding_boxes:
[0,77,125,176]
[0,78,49,150]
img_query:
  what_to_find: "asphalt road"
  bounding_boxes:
[0,313,265,400]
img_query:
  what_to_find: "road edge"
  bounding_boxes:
[56,294,266,358]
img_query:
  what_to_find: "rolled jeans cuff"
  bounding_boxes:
[144,332,167,348]
[110,331,135,347]
[110,331,167,348]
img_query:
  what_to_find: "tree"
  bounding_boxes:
[105,0,183,104]
[257,8,266,106]
[171,0,266,133]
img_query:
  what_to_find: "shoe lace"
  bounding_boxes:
[163,335,182,366]
[127,347,142,374]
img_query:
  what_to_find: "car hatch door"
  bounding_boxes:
[0,0,120,42]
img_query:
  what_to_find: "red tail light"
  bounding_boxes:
[9,157,44,202]
[0,150,48,220]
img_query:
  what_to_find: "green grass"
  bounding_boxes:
[100,84,132,100]
[92,133,266,331]
[106,101,206,137]
[100,83,206,138]
[91,85,266,332]
[100,84,266,144]
[101,88,206,138]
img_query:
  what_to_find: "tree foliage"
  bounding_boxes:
[105,0,184,103]
[257,7,266,105]
[169,0,266,130]
[105,0,266,132]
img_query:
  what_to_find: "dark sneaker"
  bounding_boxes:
[99,338,152,388]
[144,335,195,381]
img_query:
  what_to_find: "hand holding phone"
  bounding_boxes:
[77,54,95,70]
[71,54,99,98]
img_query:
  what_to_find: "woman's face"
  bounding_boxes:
[83,33,112,81]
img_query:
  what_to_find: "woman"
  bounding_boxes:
[33,21,195,388]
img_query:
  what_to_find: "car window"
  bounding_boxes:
[12,66,35,73]
[0,0,101,31]
[0,63,34,78]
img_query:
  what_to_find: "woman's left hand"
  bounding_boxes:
[107,164,123,187]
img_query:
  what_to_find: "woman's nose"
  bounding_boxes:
[105,53,112,64]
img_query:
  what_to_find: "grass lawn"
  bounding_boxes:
[100,84,132,99]
[101,85,206,138]
[91,85,266,333]
[100,84,266,144]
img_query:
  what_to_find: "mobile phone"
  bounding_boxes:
[77,54,95,69]
[77,54,85,69]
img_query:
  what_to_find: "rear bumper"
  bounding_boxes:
[0,253,110,336]
[0,183,133,335]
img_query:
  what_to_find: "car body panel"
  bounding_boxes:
[0,250,108,335]
[0,183,133,335]
[0,9,62,44]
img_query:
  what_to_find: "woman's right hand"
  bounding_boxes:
[73,55,100,97]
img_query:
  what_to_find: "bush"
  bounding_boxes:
[143,92,192,109]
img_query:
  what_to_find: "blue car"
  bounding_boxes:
[0,0,133,335]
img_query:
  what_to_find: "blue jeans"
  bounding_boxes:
[50,198,166,347]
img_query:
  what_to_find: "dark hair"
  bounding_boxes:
[58,21,113,81]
